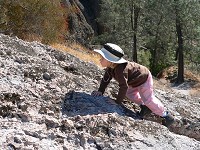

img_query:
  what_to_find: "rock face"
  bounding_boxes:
[62,0,98,45]
[78,0,102,35]
[62,0,103,46]
[0,33,200,149]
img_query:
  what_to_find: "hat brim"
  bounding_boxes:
[94,48,127,64]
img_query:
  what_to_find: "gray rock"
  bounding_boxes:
[43,72,51,80]
[0,33,199,149]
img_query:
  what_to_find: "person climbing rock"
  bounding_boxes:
[91,43,174,127]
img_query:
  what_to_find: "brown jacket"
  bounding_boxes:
[98,61,149,103]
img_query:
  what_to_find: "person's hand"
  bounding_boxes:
[91,91,102,97]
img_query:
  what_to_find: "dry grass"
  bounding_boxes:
[186,70,200,97]
[22,33,42,42]
[190,86,200,97]
[51,43,101,66]
[156,66,200,97]
[185,70,200,82]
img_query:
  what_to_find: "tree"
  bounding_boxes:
[180,0,200,73]
[130,1,141,62]
[174,0,184,83]
[96,0,176,74]
[140,0,176,75]
[95,0,200,76]
[96,0,145,62]
[172,0,200,83]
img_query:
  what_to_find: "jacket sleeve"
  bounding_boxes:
[114,66,129,104]
[98,68,112,94]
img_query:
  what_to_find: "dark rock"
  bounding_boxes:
[43,72,51,80]
[62,0,94,45]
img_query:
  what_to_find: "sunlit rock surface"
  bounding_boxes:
[0,34,199,149]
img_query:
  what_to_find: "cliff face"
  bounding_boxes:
[62,0,101,46]
[0,34,200,149]
[79,0,101,35]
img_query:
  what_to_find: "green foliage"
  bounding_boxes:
[95,0,132,45]
[0,0,66,43]
[137,50,151,68]
[180,1,200,72]
[94,0,200,75]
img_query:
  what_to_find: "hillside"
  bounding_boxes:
[0,34,199,150]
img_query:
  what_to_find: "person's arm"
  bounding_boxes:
[98,68,112,94]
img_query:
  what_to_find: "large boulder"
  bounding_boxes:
[0,34,199,149]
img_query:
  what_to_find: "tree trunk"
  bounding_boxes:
[175,0,184,83]
[131,3,140,62]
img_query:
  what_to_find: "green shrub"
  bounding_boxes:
[0,0,66,43]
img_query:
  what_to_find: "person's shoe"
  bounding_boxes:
[162,112,175,127]
[137,105,152,119]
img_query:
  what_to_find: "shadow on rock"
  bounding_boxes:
[61,91,138,119]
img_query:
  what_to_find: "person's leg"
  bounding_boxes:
[138,73,165,116]
[139,73,174,127]
[126,87,144,105]
[126,73,174,127]
[126,86,152,118]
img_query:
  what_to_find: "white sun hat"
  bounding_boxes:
[94,43,127,64]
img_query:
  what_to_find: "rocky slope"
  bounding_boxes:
[0,34,199,150]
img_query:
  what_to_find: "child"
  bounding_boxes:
[91,43,174,127]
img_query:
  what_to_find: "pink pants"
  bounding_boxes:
[126,72,165,116]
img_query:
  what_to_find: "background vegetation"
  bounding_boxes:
[94,0,200,82]
[0,0,66,43]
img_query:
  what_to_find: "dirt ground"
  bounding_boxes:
[155,66,200,97]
